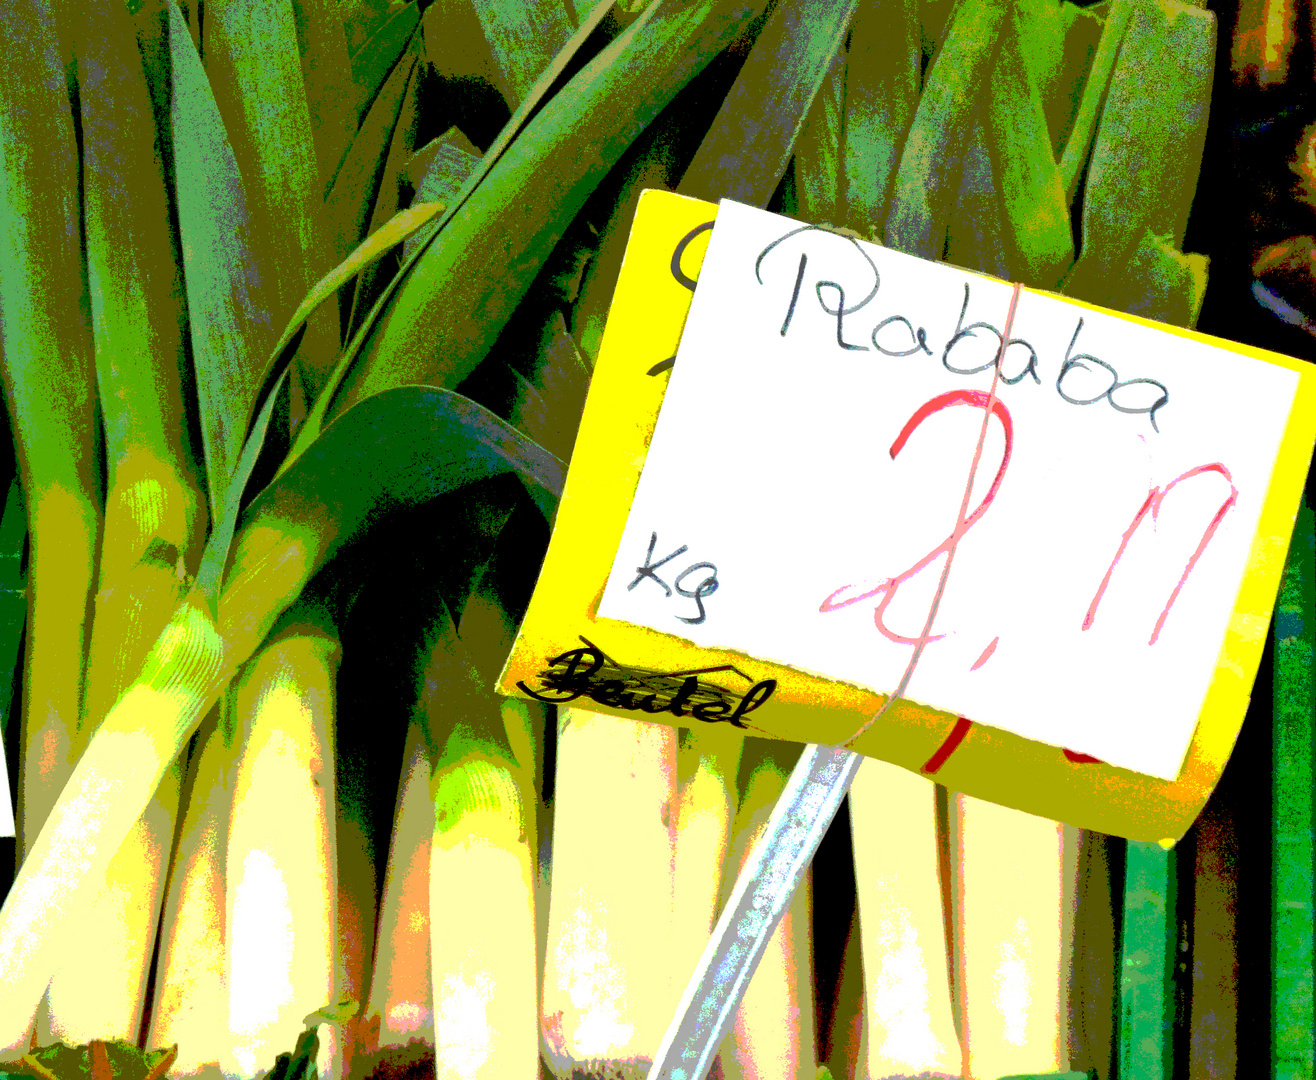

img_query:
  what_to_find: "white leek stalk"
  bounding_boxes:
[671,726,743,1079]
[366,717,434,1048]
[540,709,678,1079]
[850,759,960,1079]
[0,599,226,1054]
[223,618,342,1079]
[422,595,538,1080]
[147,705,234,1076]
[953,793,1072,1079]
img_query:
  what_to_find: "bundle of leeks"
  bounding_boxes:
[0,0,1215,1078]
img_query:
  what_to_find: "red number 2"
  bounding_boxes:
[820,389,1014,645]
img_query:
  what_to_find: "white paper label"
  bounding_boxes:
[598,200,1299,780]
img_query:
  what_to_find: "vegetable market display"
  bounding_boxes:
[0,0,1307,1079]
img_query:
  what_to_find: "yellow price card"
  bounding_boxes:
[499,189,1316,842]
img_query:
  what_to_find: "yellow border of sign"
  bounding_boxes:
[498,189,1316,843]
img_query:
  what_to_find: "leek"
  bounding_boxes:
[540,709,678,1078]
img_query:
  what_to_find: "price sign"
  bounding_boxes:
[500,190,1316,839]
[597,200,1298,780]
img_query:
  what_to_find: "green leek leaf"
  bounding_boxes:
[325,41,420,269]
[506,312,592,463]
[196,200,444,606]
[885,0,1008,258]
[794,45,847,224]
[1062,227,1208,329]
[401,128,482,261]
[204,0,323,323]
[841,0,920,238]
[289,0,618,450]
[235,387,563,575]
[347,56,425,337]
[166,0,276,526]
[984,8,1073,288]
[472,0,576,109]
[289,0,356,194]
[347,1,420,130]
[1039,3,1104,165]
[407,128,483,205]
[682,0,860,210]
[78,0,199,497]
[1069,0,1213,276]
[1057,0,1134,202]
[945,122,1011,280]
[343,0,393,52]
[328,0,768,425]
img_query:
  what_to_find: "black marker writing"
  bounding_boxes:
[629,531,721,625]
[649,220,717,377]
[752,226,1171,431]
[817,281,869,351]
[943,283,1039,384]
[629,531,688,597]
[872,315,933,357]
[674,562,719,624]
[517,638,776,728]
[1058,318,1169,431]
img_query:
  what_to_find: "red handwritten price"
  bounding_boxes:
[814,385,1236,772]
[818,395,1236,656]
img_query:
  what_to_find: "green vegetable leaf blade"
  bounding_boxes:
[195,201,444,607]
[794,43,848,225]
[332,0,767,424]
[472,0,576,109]
[841,0,920,238]
[167,0,276,526]
[1073,0,1214,275]
[679,0,861,210]
[289,0,356,195]
[984,9,1074,289]
[239,386,564,562]
[884,0,1008,258]
[347,1,421,132]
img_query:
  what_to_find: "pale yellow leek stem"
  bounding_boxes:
[0,599,225,1053]
[850,759,959,1079]
[540,710,678,1079]
[41,767,183,1045]
[148,705,233,1077]
[366,718,434,1047]
[429,767,538,1080]
[953,794,1070,1079]
[424,587,539,1080]
[671,725,743,978]
[17,493,100,857]
[223,622,341,1080]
